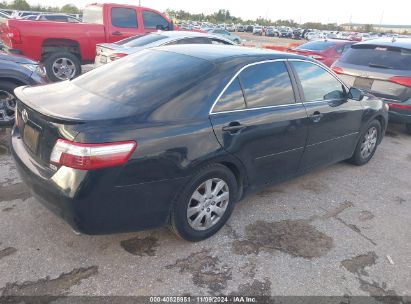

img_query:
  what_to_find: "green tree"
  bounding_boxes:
[61,4,80,14]
[10,0,30,10]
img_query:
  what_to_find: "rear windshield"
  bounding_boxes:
[116,34,168,47]
[295,41,336,51]
[82,6,103,24]
[340,45,411,70]
[73,49,214,105]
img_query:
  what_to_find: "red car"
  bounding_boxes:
[288,39,356,67]
[0,3,177,81]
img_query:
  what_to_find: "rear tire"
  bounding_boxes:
[43,51,81,82]
[0,81,19,127]
[406,123,411,135]
[170,164,238,242]
[348,120,381,166]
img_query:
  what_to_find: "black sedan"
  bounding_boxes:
[0,53,48,126]
[12,45,388,241]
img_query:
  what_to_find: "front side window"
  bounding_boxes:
[239,62,295,108]
[143,10,169,29]
[292,61,345,101]
[171,37,212,45]
[111,8,137,28]
[213,78,246,113]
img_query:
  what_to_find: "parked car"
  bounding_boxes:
[226,24,236,32]
[22,14,81,23]
[0,3,177,81]
[279,27,292,38]
[289,39,356,67]
[253,26,263,35]
[236,25,245,32]
[0,11,10,19]
[95,31,235,67]
[265,26,279,37]
[206,29,241,44]
[0,53,48,126]
[332,38,411,134]
[12,45,387,241]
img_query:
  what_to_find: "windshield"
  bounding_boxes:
[73,49,214,106]
[295,41,336,51]
[82,5,103,24]
[340,45,411,70]
[116,34,168,47]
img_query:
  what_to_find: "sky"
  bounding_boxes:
[25,0,411,25]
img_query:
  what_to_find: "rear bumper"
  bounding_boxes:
[11,128,190,234]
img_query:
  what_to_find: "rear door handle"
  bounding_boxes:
[222,122,245,134]
[112,31,123,36]
[310,111,324,123]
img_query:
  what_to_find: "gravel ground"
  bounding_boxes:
[0,122,410,299]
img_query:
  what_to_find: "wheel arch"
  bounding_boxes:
[41,38,82,61]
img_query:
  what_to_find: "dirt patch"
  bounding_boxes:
[224,223,240,240]
[0,266,98,296]
[2,206,14,212]
[395,196,406,204]
[0,247,17,260]
[358,279,403,304]
[0,183,31,202]
[385,130,398,137]
[257,186,286,197]
[301,180,329,194]
[232,278,272,297]
[359,211,375,222]
[0,129,11,155]
[239,259,257,278]
[166,249,232,293]
[120,236,159,256]
[232,219,333,258]
[341,252,377,276]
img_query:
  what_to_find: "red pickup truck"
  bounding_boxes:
[0,3,177,81]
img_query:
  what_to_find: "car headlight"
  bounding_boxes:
[20,63,47,77]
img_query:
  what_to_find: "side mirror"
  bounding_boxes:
[348,87,365,101]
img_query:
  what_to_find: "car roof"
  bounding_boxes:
[354,38,411,49]
[153,44,308,63]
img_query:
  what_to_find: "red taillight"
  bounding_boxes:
[387,103,411,110]
[389,76,411,88]
[331,66,344,74]
[7,27,21,44]
[109,53,128,61]
[50,139,137,170]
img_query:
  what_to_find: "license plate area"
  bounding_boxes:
[23,124,41,153]
[354,77,374,90]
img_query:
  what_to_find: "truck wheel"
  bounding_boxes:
[0,81,19,127]
[406,124,411,135]
[44,52,82,82]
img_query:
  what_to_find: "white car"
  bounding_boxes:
[253,26,263,35]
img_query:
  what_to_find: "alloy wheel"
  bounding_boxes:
[360,126,378,159]
[52,57,76,80]
[0,90,16,124]
[187,178,229,231]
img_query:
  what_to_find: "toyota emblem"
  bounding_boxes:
[22,109,28,123]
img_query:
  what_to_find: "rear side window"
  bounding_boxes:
[171,37,212,45]
[143,10,169,29]
[295,41,336,51]
[239,62,295,108]
[111,8,137,28]
[292,61,345,101]
[213,78,246,113]
[340,45,411,70]
[82,6,103,24]
[118,34,167,47]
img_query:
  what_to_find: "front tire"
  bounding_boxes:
[43,51,82,82]
[0,81,19,127]
[170,164,238,242]
[349,120,381,166]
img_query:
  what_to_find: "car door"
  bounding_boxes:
[210,61,309,188]
[142,10,172,33]
[107,7,139,42]
[289,60,364,171]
